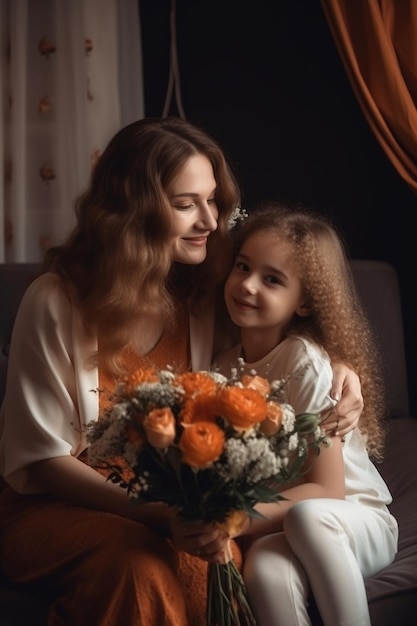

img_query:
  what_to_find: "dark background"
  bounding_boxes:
[139,0,417,414]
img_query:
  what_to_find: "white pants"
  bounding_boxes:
[243,499,398,626]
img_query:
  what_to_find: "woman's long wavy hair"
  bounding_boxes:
[43,117,241,372]
[232,203,385,458]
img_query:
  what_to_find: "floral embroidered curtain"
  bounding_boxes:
[321,0,417,195]
[0,0,144,262]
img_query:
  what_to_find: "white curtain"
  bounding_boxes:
[0,0,144,262]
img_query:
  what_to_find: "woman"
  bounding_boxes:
[0,117,362,625]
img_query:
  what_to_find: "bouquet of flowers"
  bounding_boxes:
[87,365,329,626]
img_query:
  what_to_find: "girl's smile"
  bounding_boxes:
[225,230,309,358]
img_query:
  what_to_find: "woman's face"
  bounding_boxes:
[167,154,218,264]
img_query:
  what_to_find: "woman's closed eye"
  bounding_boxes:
[173,202,196,210]
[172,197,217,211]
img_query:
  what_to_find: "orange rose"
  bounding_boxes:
[175,372,218,397]
[180,393,218,425]
[241,374,271,398]
[259,402,284,436]
[179,421,225,469]
[143,407,176,448]
[123,367,160,391]
[215,386,267,430]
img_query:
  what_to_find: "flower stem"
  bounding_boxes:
[206,561,257,626]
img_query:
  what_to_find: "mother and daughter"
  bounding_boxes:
[0,116,396,625]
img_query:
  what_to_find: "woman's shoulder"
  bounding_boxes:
[12,272,77,340]
[18,271,71,314]
[25,271,68,295]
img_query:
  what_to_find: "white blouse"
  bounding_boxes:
[0,273,215,494]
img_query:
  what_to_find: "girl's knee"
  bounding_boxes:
[284,500,326,541]
[243,534,294,593]
[284,499,348,561]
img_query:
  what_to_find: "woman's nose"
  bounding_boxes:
[197,203,218,231]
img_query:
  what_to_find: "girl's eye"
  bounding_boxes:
[235,261,249,272]
[265,275,280,285]
[208,197,216,205]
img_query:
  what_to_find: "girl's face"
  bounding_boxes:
[225,230,308,337]
[167,154,218,264]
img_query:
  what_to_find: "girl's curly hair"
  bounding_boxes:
[232,202,386,459]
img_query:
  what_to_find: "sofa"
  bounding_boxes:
[0,260,417,624]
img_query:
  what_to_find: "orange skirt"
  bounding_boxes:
[0,485,243,626]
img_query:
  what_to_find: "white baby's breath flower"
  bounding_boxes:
[207,371,229,385]
[129,382,181,410]
[270,379,287,393]
[159,369,176,383]
[288,432,299,451]
[246,441,283,483]
[219,438,249,480]
[87,417,128,465]
[282,404,296,433]
[127,473,150,499]
[110,402,129,420]
[297,437,308,456]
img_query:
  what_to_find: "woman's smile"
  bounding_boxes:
[182,235,210,246]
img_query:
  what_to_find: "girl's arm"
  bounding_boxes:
[240,434,345,537]
[327,362,363,436]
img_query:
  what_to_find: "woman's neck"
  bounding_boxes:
[129,313,167,356]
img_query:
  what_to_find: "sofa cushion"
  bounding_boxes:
[350,260,409,419]
[366,417,417,623]
[0,587,48,626]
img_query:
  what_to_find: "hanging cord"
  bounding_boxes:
[162,0,186,119]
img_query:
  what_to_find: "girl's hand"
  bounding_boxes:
[169,513,230,563]
[327,362,363,437]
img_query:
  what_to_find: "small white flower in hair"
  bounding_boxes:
[228,206,248,230]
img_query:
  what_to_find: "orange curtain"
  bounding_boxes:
[321,0,417,194]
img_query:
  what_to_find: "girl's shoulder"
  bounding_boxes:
[282,335,331,369]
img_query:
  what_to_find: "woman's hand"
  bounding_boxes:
[169,514,230,563]
[326,362,363,437]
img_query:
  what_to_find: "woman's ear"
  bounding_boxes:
[296,302,311,317]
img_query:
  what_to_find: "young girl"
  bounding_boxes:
[215,203,399,626]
